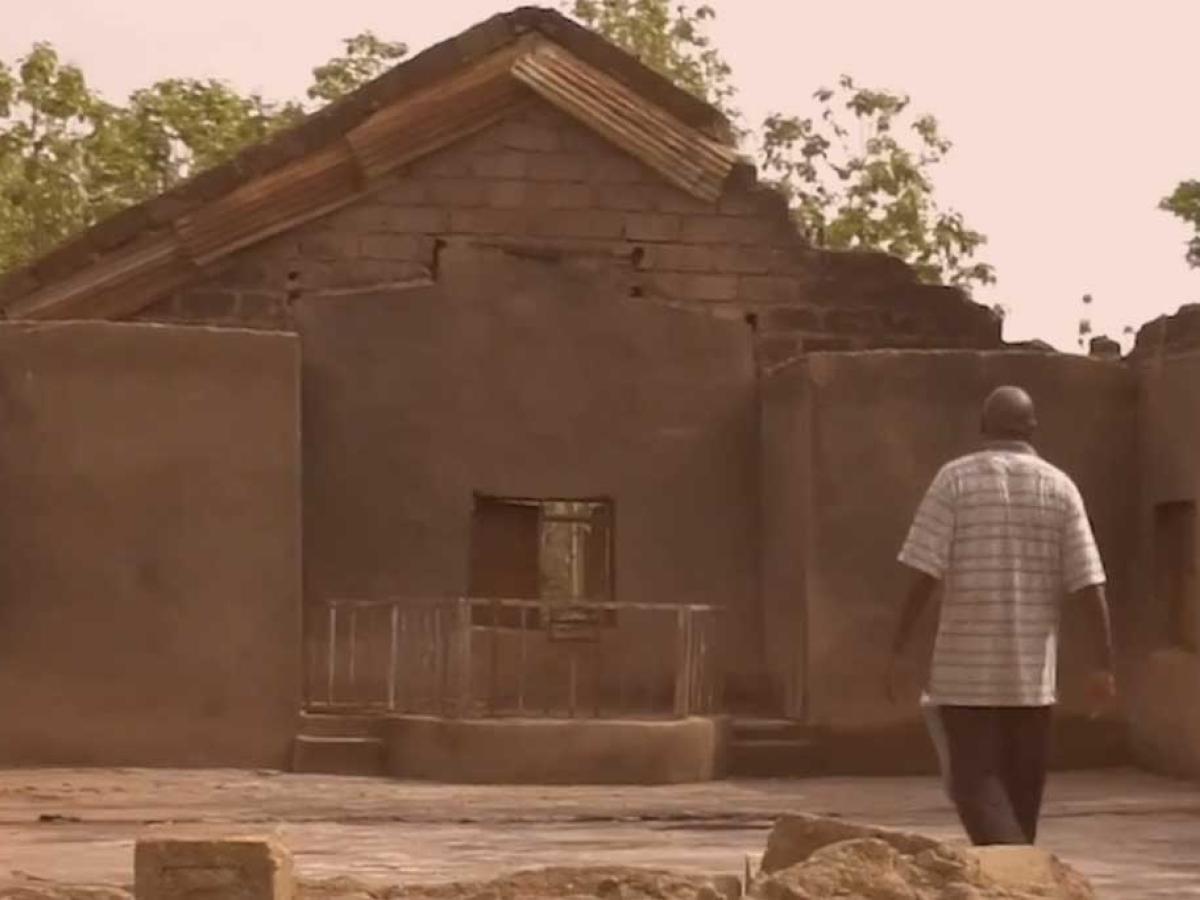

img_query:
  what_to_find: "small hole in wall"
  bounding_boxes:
[432,237,447,280]
[629,285,644,298]
[630,246,646,268]
[744,313,759,331]
[286,270,302,304]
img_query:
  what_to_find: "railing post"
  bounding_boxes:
[489,599,500,716]
[326,604,338,705]
[387,603,399,712]
[398,605,409,713]
[458,597,473,718]
[434,602,446,717]
[517,604,528,715]
[348,606,359,695]
[673,606,688,718]
[568,651,578,718]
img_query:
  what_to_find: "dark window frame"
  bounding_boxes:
[467,493,617,630]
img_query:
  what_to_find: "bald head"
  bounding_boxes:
[981,386,1037,441]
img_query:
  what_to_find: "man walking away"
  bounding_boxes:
[888,386,1116,846]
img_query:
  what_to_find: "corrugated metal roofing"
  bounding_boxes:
[0,11,749,320]
[512,42,738,203]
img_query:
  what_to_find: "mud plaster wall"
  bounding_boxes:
[768,351,1137,737]
[759,361,811,717]
[294,246,763,705]
[135,100,999,364]
[0,322,301,768]
[1130,353,1200,778]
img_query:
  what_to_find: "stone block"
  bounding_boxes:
[297,234,343,261]
[652,273,740,303]
[358,233,423,260]
[759,307,821,333]
[656,189,713,215]
[498,119,561,153]
[643,243,715,272]
[448,208,532,236]
[531,182,592,210]
[237,293,287,326]
[681,214,773,245]
[624,213,682,243]
[738,275,804,305]
[176,290,237,321]
[134,836,294,900]
[593,183,653,211]
[486,180,529,209]
[756,335,801,367]
[589,155,649,184]
[379,177,430,206]
[527,153,591,182]
[426,178,489,209]
[381,207,449,234]
[800,334,854,352]
[535,210,625,240]
[472,150,529,180]
[824,307,882,334]
[716,191,761,216]
[711,245,774,275]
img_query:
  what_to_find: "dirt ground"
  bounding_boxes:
[0,768,1198,898]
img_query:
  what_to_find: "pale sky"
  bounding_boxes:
[4,1,1197,350]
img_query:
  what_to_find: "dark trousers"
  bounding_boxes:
[937,705,1052,846]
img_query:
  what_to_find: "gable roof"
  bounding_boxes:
[0,6,742,320]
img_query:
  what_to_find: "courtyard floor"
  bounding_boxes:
[0,767,1198,897]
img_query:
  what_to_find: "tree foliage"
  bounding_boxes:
[0,33,400,273]
[308,32,407,105]
[1161,180,1200,269]
[760,77,995,290]
[0,43,100,269]
[562,1,993,292]
[564,0,736,117]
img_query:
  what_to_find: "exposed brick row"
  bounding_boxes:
[153,100,998,356]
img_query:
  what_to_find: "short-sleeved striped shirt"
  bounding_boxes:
[898,443,1106,707]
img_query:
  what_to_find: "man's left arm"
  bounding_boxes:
[893,569,939,658]
[888,470,954,700]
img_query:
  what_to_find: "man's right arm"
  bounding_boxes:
[1073,582,1115,674]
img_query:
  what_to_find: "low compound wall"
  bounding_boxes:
[0,322,302,768]
[761,350,1137,767]
[1129,352,1200,778]
[386,716,727,784]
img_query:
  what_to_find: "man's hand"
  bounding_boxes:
[1084,668,1117,718]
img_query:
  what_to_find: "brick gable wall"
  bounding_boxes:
[135,101,1000,366]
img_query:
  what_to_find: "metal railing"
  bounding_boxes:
[308,597,724,719]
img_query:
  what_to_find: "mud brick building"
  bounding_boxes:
[0,7,1193,783]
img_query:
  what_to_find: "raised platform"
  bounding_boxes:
[293,713,728,784]
[292,711,1131,782]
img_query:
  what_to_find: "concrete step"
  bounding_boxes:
[730,717,810,741]
[727,737,824,778]
[291,735,387,777]
[297,712,387,739]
